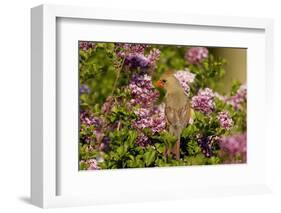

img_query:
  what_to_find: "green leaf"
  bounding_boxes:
[159,132,177,149]
[230,80,241,96]
[181,124,198,138]
[143,148,156,166]
[79,162,89,170]
[187,139,201,155]
[208,156,221,165]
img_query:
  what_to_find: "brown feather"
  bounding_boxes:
[158,71,191,160]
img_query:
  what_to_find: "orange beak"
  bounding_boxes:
[156,80,164,89]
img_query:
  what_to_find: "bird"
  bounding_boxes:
[156,70,191,160]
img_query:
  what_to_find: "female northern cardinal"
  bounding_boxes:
[156,71,191,160]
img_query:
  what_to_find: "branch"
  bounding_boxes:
[111,57,125,96]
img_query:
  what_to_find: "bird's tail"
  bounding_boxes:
[171,139,180,160]
[167,126,182,160]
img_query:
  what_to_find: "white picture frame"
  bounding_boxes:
[31,4,274,208]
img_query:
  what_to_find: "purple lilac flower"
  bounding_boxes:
[80,159,100,170]
[197,135,220,157]
[146,48,161,69]
[85,145,95,153]
[99,136,110,152]
[79,84,90,94]
[125,54,150,69]
[80,110,103,128]
[116,44,160,71]
[79,41,95,51]
[185,47,208,64]
[132,104,166,147]
[191,88,215,114]
[226,85,247,110]
[218,111,233,129]
[101,96,114,114]
[128,74,166,147]
[237,85,247,98]
[133,105,166,134]
[219,133,247,163]
[116,43,147,57]
[80,110,104,143]
[213,85,247,111]
[174,69,196,95]
[136,133,150,147]
[129,74,159,107]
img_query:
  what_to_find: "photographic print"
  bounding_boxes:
[79,42,247,170]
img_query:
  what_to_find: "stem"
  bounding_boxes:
[111,57,125,96]
[117,121,121,131]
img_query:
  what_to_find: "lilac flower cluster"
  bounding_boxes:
[133,106,166,134]
[133,106,166,146]
[237,85,247,98]
[185,47,208,64]
[117,44,160,70]
[80,159,99,170]
[128,74,166,146]
[136,133,150,147]
[129,74,160,107]
[219,133,247,163]
[217,111,233,129]
[99,136,110,152]
[174,70,196,95]
[79,41,95,51]
[191,88,215,114]
[125,49,160,70]
[226,85,247,110]
[101,96,114,114]
[116,43,148,57]
[125,54,150,69]
[80,110,103,128]
[79,84,90,94]
[80,110,104,143]
[197,135,220,157]
[146,48,161,69]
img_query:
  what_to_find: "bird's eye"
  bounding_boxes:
[162,79,167,83]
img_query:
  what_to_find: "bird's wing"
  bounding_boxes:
[181,101,191,127]
[165,106,179,126]
[165,101,191,129]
